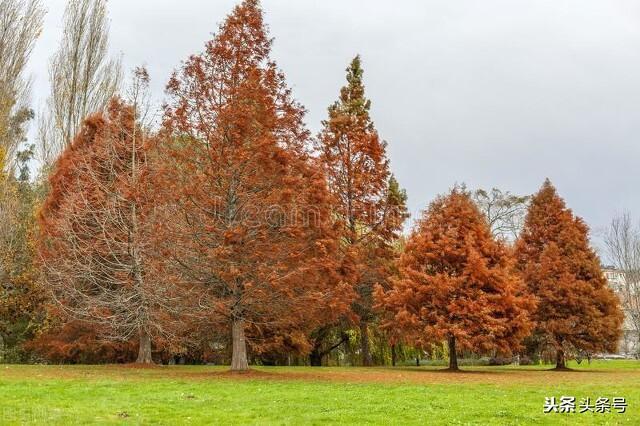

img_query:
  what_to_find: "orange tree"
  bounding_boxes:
[38,98,174,364]
[515,179,623,369]
[159,0,350,371]
[376,188,533,371]
[316,56,408,365]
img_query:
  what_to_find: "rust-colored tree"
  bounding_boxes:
[515,179,623,369]
[316,56,408,366]
[26,315,138,364]
[376,189,533,371]
[160,0,350,372]
[38,97,177,364]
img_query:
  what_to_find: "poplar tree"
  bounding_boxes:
[38,0,122,166]
[0,0,43,168]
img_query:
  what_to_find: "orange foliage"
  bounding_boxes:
[515,179,623,368]
[38,98,177,364]
[27,319,138,364]
[316,56,408,365]
[377,189,533,370]
[159,0,351,371]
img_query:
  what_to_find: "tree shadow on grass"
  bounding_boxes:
[500,366,604,374]
[196,368,283,379]
[391,367,504,375]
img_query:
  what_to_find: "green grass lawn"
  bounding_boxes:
[1,361,639,425]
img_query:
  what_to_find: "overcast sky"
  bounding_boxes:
[28,0,640,251]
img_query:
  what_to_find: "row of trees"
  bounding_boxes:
[0,0,626,371]
[377,181,622,370]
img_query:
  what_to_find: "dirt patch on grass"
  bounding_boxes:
[116,363,162,369]
[166,365,640,387]
[3,364,640,387]
[206,369,281,380]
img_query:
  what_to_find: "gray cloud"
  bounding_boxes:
[28,0,640,250]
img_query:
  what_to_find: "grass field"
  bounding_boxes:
[1,361,639,425]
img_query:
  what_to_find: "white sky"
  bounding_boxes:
[27,0,640,252]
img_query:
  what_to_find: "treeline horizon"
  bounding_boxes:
[0,0,628,372]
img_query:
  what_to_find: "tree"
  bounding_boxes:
[603,213,640,356]
[38,0,122,166]
[0,143,43,362]
[316,56,408,366]
[376,188,533,371]
[160,0,349,372]
[515,179,623,369]
[25,319,138,364]
[0,147,17,279]
[472,188,530,242]
[38,97,173,364]
[0,0,44,168]
[0,0,44,360]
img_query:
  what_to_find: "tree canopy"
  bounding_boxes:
[377,188,533,371]
[515,179,623,369]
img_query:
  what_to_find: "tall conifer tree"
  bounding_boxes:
[515,179,623,369]
[38,98,170,364]
[161,0,347,371]
[317,56,408,365]
[377,189,533,371]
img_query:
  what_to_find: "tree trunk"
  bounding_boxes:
[309,348,323,366]
[231,317,249,372]
[391,343,397,367]
[447,334,459,371]
[360,320,372,366]
[309,331,348,366]
[416,357,420,367]
[555,348,567,370]
[136,330,153,364]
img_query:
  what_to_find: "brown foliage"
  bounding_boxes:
[515,179,623,368]
[377,188,533,370]
[0,145,45,361]
[159,0,351,371]
[26,318,137,364]
[38,98,178,364]
[316,56,408,365]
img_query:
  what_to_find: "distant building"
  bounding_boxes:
[603,267,639,357]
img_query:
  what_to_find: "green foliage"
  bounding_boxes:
[429,341,449,361]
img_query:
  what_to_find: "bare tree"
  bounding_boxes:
[604,212,640,356]
[0,0,43,300]
[38,0,121,167]
[0,0,44,169]
[0,148,18,283]
[124,66,158,132]
[473,188,530,242]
